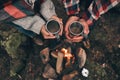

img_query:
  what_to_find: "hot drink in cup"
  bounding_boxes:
[69,21,84,37]
[46,19,61,39]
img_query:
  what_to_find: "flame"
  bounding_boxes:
[61,48,73,59]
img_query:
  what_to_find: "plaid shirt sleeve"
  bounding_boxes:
[63,0,120,26]
[62,0,80,15]
[82,0,120,26]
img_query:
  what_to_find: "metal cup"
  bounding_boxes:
[46,19,61,39]
[69,21,88,39]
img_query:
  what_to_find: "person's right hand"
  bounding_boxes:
[65,16,89,42]
[41,24,56,39]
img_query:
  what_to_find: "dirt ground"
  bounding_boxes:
[0,1,120,80]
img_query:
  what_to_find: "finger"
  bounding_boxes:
[73,36,84,40]
[51,16,63,24]
[65,16,79,32]
[60,18,62,23]
[59,23,63,35]
[69,38,83,42]
[43,31,56,39]
[72,39,82,42]
[43,25,56,36]
[79,19,89,34]
[48,32,55,36]
[57,18,63,36]
[65,31,72,39]
[41,26,55,39]
[57,18,63,24]
[65,17,73,32]
[44,35,56,39]
[51,16,63,36]
[68,36,84,42]
[42,26,51,36]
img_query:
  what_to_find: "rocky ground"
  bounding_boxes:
[0,1,120,80]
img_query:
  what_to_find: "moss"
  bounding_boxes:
[2,33,26,58]
[85,60,108,80]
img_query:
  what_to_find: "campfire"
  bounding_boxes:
[40,40,88,80]
[61,48,75,67]
[61,48,73,60]
[50,47,75,74]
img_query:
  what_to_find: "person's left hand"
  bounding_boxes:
[65,16,89,42]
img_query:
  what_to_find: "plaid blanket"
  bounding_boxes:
[0,0,38,38]
[0,0,34,22]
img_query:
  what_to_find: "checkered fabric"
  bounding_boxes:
[63,0,120,26]
[62,0,80,15]
[0,0,34,22]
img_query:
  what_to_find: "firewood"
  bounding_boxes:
[77,48,87,68]
[51,51,58,58]
[43,64,57,79]
[67,47,71,53]
[56,52,64,74]
[83,39,90,49]
[40,47,50,64]
[65,58,71,67]
[62,70,78,80]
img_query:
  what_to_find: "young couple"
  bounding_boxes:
[0,0,119,78]
[1,0,119,43]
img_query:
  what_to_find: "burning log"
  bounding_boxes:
[56,52,64,74]
[77,48,87,68]
[51,47,86,74]
[51,50,64,74]
[51,50,58,58]
[43,39,87,79]
[51,47,75,74]
[61,48,74,67]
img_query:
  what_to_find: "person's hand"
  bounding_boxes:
[65,16,89,42]
[65,16,79,40]
[41,24,56,39]
[41,15,63,39]
[51,15,63,36]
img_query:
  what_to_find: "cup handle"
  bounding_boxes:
[55,34,60,40]
[81,33,88,40]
